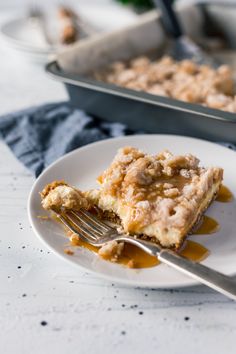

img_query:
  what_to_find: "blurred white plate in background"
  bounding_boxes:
[0,2,138,63]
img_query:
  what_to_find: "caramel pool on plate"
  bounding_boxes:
[68,232,209,269]
[193,215,220,235]
[65,185,234,269]
[179,240,209,262]
[216,185,234,203]
[69,233,159,268]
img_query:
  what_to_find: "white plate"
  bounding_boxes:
[0,3,138,63]
[28,135,236,288]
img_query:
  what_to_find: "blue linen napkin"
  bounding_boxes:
[0,102,132,176]
[0,101,235,177]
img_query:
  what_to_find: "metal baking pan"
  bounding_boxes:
[46,3,236,143]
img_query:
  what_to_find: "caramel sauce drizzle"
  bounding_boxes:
[193,215,220,235]
[70,233,159,268]
[216,184,234,203]
[180,240,209,262]
[69,234,208,269]
[63,184,233,269]
[191,185,233,236]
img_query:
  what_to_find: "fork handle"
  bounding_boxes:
[119,236,236,300]
[159,249,236,301]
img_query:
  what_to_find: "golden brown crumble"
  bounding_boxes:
[93,55,236,113]
[41,181,89,211]
[64,249,74,255]
[89,146,223,248]
[127,259,135,268]
[40,180,67,199]
[98,240,124,262]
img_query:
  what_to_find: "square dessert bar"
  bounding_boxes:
[87,147,223,249]
[41,147,223,250]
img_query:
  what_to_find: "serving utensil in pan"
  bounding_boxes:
[153,0,219,67]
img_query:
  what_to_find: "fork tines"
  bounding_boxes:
[57,208,114,245]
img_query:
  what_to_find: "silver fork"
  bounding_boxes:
[55,208,236,301]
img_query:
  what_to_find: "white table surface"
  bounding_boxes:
[0,2,236,354]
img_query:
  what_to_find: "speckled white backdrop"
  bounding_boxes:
[0,1,236,354]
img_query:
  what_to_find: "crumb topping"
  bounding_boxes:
[92,146,223,246]
[98,240,124,261]
[40,180,67,199]
[93,55,236,113]
[41,181,89,211]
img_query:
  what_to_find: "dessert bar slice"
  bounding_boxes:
[41,147,223,250]
[86,147,223,249]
